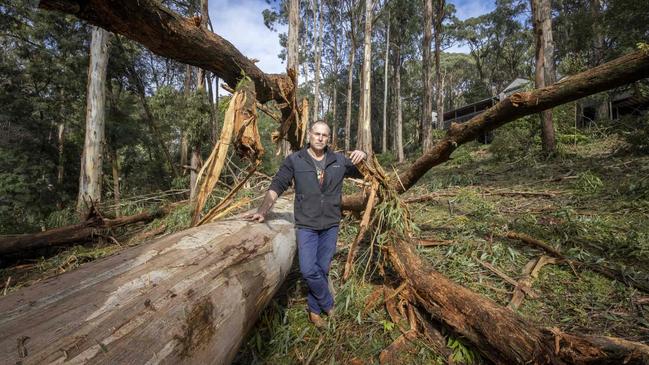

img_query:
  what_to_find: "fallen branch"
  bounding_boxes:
[509,256,558,310]
[505,230,649,293]
[343,49,649,211]
[0,205,176,256]
[388,237,649,364]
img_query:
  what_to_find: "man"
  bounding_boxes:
[246,121,366,327]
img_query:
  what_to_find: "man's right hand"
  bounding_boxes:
[244,212,266,223]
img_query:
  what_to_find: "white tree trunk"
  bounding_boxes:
[313,0,323,123]
[345,44,355,151]
[356,0,373,155]
[77,26,110,216]
[422,0,433,151]
[0,200,296,365]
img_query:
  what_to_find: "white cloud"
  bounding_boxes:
[208,0,287,74]
[451,0,495,21]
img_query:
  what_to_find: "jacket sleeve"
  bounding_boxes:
[343,154,363,179]
[268,156,294,197]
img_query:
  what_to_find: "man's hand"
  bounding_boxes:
[350,150,367,165]
[244,212,266,223]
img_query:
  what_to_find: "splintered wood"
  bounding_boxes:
[191,82,263,226]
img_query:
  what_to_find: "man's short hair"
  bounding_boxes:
[311,120,330,132]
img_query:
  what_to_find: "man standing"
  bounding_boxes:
[246,121,366,327]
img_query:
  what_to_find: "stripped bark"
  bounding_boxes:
[77,26,110,217]
[342,49,649,211]
[0,200,295,365]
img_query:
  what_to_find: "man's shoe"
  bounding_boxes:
[308,311,326,328]
[324,307,335,318]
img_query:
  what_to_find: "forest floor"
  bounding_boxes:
[1,131,648,364]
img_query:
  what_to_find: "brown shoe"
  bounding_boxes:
[308,311,326,328]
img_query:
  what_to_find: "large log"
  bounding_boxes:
[0,207,170,256]
[343,49,649,211]
[0,199,295,365]
[388,238,649,364]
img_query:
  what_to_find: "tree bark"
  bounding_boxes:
[393,40,405,163]
[109,147,121,217]
[388,238,649,364]
[356,0,374,156]
[342,49,649,211]
[0,206,175,256]
[382,12,390,153]
[532,0,556,154]
[313,0,323,123]
[345,42,356,151]
[77,26,110,217]
[422,0,433,152]
[433,0,445,130]
[0,200,296,365]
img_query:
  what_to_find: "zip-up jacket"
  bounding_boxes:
[268,145,362,230]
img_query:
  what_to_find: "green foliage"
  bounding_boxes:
[447,337,478,364]
[615,115,649,154]
[574,170,604,194]
[488,115,538,161]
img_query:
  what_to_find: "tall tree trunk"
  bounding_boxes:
[332,86,338,149]
[356,0,373,155]
[57,122,65,186]
[77,26,110,217]
[590,0,609,122]
[394,42,405,163]
[532,0,556,154]
[189,0,210,201]
[207,73,219,144]
[433,0,445,130]
[382,12,390,154]
[313,0,323,123]
[345,42,355,151]
[282,0,299,156]
[180,65,191,172]
[109,147,121,217]
[422,0,433,151]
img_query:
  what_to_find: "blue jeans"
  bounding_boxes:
[297,226,339,314]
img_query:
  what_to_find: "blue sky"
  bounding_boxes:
[208,0,495,74]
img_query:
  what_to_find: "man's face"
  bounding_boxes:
[308,123,330,152]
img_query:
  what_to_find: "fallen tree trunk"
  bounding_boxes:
[0,206,172,256]
[39,0,301,149]
[0,199,295,365]
[388,238,649,364]
[343,49,649,211]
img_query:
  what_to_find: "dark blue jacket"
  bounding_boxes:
[269,145,362,230]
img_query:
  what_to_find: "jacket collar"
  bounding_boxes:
[299,144,336,168]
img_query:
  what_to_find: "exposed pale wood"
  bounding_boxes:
[0,200,295,365]
[509,256,558,310]
[77,26,110,217]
